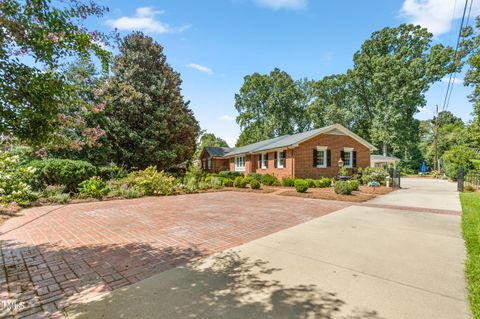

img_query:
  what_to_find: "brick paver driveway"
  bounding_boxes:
[0,192,349,318]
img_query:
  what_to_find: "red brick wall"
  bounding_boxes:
[199,151,229,172]
[294,133,370,178]
[224,133,371,178]
[212,158,229,172]
[253,150,294,179]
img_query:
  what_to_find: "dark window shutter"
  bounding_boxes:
[340,151,345,162]
[353,151,357,167]
[274,152,277,168]
[283,150,286,160]
[327,150,331,167]
[258,155,261,168]
[313,149,318,167]
[266,153,269,168]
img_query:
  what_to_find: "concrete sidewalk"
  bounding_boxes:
[66,179,469,319]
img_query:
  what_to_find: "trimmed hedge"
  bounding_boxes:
[233,176,248,188]
[314,177,332,188]
[250,179,261,189]
[294,179,309,193]
[261,174,279,186]
[282,177,295,187]
[29,159,96,192]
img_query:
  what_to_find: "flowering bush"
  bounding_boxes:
[127,166,177,196]
[0,152,39,206]
[78,176,110,199]
[362,167,388,185]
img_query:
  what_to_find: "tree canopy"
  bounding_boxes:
[234,68,308,146]
[233,24,460,165]
[0,0,111,145]
[350,24,457,155]
[195,132,229,158]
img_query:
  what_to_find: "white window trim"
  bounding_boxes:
[277,151,285,169]
[234,155,246,172]
[261,153,268,169]
[343,148,353,168]
[316,146,327,168]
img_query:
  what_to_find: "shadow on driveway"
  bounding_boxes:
[66,251,383,319]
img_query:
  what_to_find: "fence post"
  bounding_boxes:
[458,166,464,192]
[397,169,401,188]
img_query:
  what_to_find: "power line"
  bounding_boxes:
[442,0,470,112]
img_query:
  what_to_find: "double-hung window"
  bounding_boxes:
[261,153,268,169]
[207,158,212,170]
[235,155,246,171]
[343,148,353,168]
[277,151,285,168]
[316,146,327,168]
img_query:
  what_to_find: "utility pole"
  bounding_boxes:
[434,104,439,172]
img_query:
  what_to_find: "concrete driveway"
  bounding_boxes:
[66,178,469,319]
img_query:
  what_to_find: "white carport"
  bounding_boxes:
[370,154,400,169]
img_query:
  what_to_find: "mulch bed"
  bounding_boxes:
[278,186,395,202]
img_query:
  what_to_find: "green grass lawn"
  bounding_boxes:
[461,192,480,318]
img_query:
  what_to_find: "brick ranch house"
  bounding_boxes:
[199,124,378,179]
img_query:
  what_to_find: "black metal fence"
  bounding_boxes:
[389,168,401,188]
[465,169,480,191]
[458,166,464,192]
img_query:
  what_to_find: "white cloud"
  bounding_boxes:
[400,0,480,35]
[253,0,307,10]
[441,77,464,85]
[106,7,189,34]
[219,114,235,122]
[185,63,213,74]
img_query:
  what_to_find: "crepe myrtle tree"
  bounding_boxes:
[0,0,112,145]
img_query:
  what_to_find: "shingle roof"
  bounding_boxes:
[204,146,232,157]
[371,154,400,162]
[221,124,377,157]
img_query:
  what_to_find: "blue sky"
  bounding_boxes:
[90,0,480,146]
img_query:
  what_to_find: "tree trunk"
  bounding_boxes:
[383,143,387,156]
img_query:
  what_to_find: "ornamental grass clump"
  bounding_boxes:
[334,181,353,195]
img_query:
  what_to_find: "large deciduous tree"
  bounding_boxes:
[308,74,354,129]
[0,0,111,145]
[234,68,307,146]
[102,32,199,169]
[350,24,457,155]
[195,132,229,158]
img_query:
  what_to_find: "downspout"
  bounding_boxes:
[291,148,295,178]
